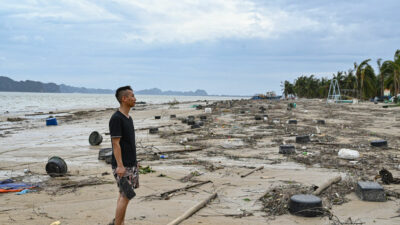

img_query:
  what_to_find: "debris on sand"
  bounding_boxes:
[179,171,201,182]
[378,168,400,184]
[260,178,356,217]
[7,117,25,122]
[259,183,312,216]
[139,165,156,174]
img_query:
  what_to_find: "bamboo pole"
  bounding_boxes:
[167,192,218,225]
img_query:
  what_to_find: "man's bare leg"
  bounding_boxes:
[115,193,130,225]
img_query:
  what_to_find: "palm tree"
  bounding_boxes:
[355,59,372,99]
[382,61,395,94]
[318,77,330,98]
[282,80,295,98]
[362,65,377,98]
[342,70,357,98]
[383,50,400,96]
[377,58,384,96]
[333,71,345,89]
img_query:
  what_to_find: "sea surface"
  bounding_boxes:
[0,92,246,116]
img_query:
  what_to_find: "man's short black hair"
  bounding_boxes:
[115,86,133,103]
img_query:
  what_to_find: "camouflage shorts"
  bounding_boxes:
[113,166,139,193]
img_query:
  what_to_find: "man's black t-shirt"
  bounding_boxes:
[109,110,137,168]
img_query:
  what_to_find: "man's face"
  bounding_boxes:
[122,90,136,107]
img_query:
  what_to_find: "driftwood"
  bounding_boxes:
[162,128,203,136]
[136,124,172,131]
[167,192,218,225]
[136,147,204,156]
[157,147,204,154]
[180,171,201,182]
[313,176,342,195]
[199,210,253,218]
[240,166,264,178]
[145,180,212,200]
[314,142,342,146]
[60,178,113,189]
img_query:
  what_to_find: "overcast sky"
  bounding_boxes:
[1,0,399,95]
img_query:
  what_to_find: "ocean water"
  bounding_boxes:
[0,92,246,116]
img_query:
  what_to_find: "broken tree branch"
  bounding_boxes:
[313,176,342,196]
[135,124,172,131]
[157,147,204,154]
[241,166,264,178]
[167,192,218,225]
[60,178,113,189]
[145,180,212,200]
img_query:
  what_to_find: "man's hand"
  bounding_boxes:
[112,137,125,178]
[116,166,126,178]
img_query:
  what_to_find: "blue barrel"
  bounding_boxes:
[46,117,58,126]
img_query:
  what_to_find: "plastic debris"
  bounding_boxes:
[315,126,320,134]
[16,189,35,195]
[338,148,359,160]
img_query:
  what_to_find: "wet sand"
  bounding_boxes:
[1,99,400,225]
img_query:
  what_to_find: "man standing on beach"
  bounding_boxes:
[109,86,138,225]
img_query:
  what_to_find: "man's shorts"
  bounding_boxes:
[113,166,139,197]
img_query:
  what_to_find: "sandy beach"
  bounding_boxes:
[1,99,400,225]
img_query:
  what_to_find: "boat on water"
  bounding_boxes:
[251,91,282,100]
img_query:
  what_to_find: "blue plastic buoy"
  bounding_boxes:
[46,117,58,126]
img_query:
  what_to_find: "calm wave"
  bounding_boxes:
[0,92,246,116]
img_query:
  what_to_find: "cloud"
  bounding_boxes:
[3,0,398,46]
[119,0,321,43]
[2,0,324,44]
[10,35,29,42]
[9,34,44,43]
[0,0,399,95]
[4,0,121,22]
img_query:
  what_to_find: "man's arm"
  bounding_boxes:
[112,137,125,177]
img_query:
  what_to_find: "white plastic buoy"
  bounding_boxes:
[338,148,360,160]
[205,108,212,113]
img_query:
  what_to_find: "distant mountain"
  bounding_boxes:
[0,76,209,96]
[59,84,113,94]
[0,76,60,93]
[0,76,113,94]
[136,88,208,96]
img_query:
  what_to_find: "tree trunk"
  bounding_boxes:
[394,73,396,95]
[397,71,400,95]
[381,72,384,97]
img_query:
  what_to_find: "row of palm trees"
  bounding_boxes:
[282,50,400,100]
